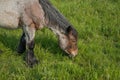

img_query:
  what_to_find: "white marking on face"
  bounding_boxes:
[49,27,68,50]
[58,35,68,50]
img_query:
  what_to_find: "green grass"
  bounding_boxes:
[0,0,120,80]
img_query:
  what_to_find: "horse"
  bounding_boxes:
[0,0,78,67]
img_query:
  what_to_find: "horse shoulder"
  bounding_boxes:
[22,0,46,29]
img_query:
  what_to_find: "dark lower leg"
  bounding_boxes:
[26,40,38,67]
[17,33,26,54]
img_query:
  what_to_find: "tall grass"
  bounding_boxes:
[0,0,120,80]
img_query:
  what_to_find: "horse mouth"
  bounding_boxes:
[65,50,76,57]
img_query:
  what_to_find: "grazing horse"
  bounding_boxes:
[0,0,78,67]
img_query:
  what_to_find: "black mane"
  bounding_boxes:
[39,0,71,31]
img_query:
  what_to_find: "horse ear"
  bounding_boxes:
[67,26,78,39]
[67,26,72,34]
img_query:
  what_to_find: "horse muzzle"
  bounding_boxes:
[65,49,78,57]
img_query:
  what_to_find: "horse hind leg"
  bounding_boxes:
[23,23,38,67]
[17,33,26,54]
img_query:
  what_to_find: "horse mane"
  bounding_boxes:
[39,0,71,32]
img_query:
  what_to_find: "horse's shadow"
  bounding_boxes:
[0,33,19,52]
[35,34,66,56]
[0,32,66,56]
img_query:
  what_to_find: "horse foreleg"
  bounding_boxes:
[23,23,38,67]
[17,33,26,54]
[26,39,38,67]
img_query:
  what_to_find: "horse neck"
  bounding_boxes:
[46,22,66,37]
[39,0,70,36]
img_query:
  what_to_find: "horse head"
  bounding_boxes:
[58,26,78,57]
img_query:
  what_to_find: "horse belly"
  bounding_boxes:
[0,13,20,29]
[0,0,20,29]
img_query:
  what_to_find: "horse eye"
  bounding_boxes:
[68,46,72,49]
[72,32,74,35]
[62,36,66,39]
[72,40,76,42]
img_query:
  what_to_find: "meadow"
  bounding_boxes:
[0,0,120,80]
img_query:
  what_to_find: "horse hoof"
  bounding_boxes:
[26,58,39,68]
[17,50,24,54]
[17,47,26,54]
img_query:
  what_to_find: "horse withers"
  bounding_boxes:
[0,0,78,67]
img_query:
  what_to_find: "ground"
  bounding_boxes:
[0,0,120,80]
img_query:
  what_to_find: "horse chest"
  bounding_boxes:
[22,0,45,29]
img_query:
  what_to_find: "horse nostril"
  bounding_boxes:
[65,49,78,57]
[69,53,76,58]
[71,51,78,57]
